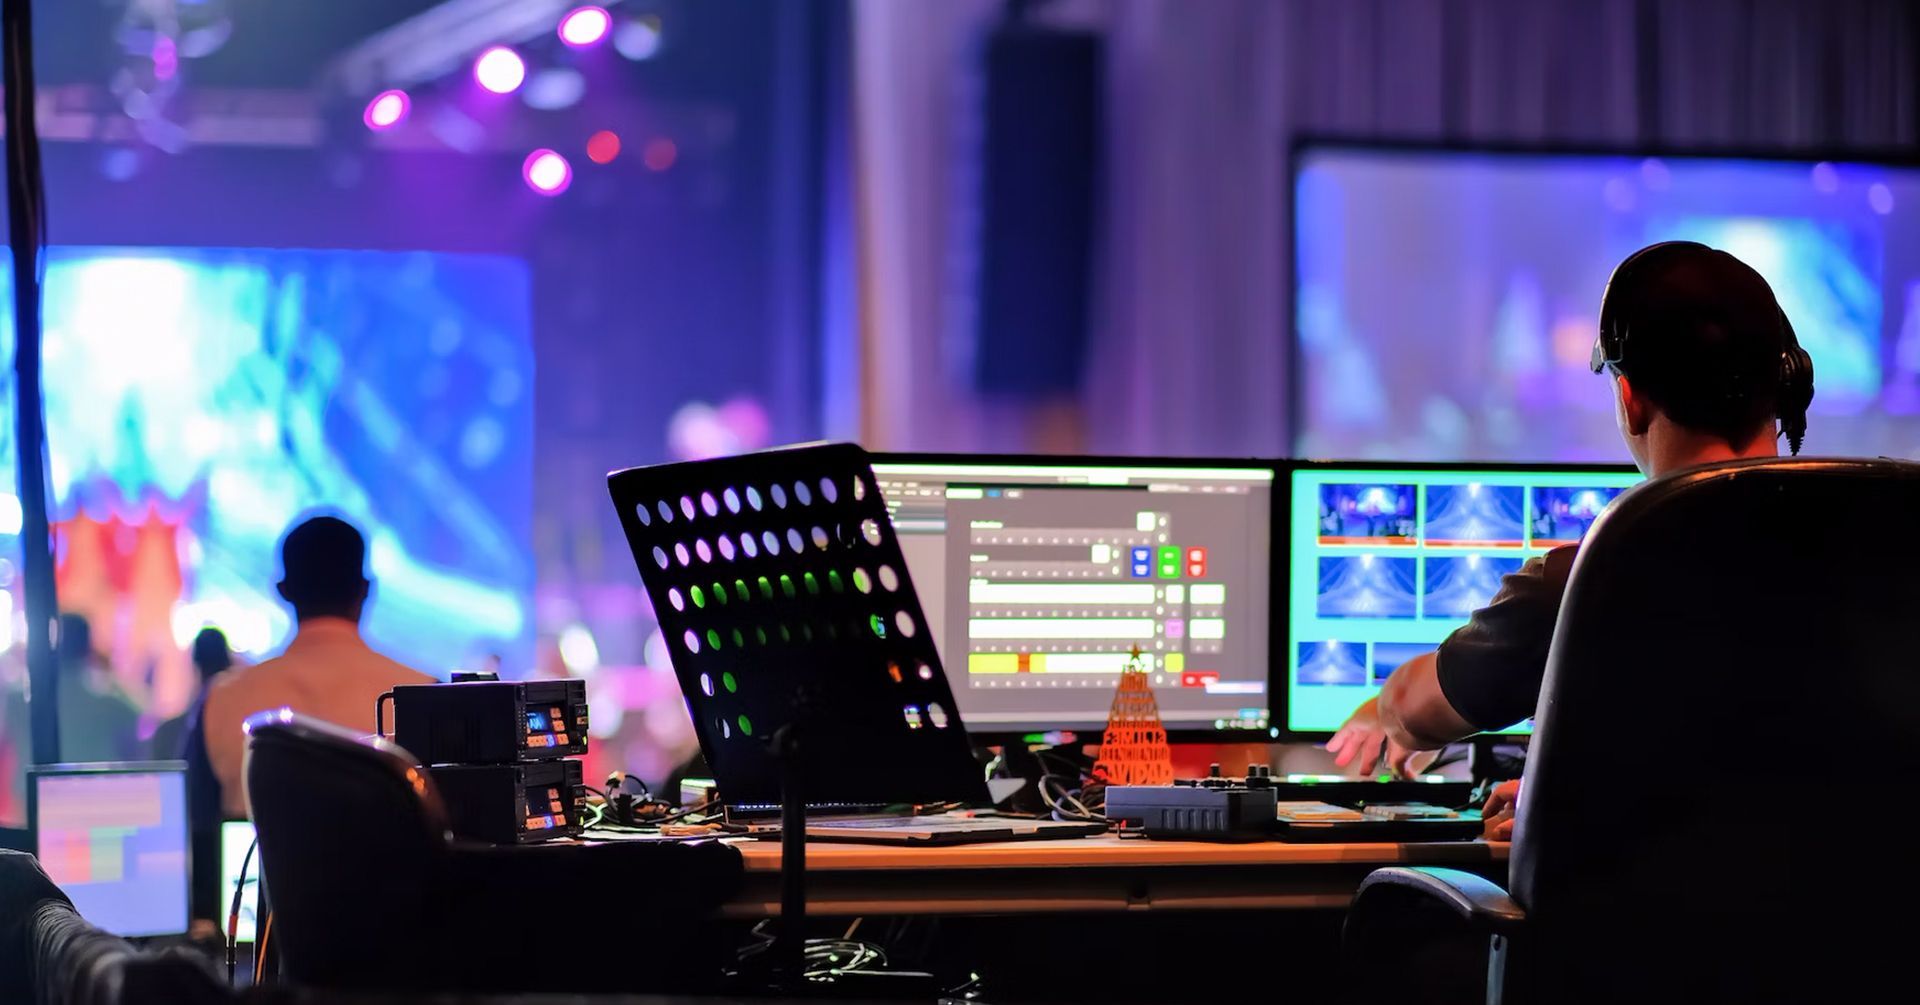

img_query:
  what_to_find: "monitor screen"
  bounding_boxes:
[1294,145,1920,461]
[872,458,1277,738]
[221,820,259,942]
[1284,465,1642,735]
[31,765,189,937]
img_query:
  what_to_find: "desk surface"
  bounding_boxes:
[730,834,1506,870]
[722,835,1507,917]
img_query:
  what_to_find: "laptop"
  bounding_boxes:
[608,443,1102,845]
[28,762,191,938]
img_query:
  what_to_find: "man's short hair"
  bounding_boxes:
[279,516,368,619]
[1597,242,1808,447]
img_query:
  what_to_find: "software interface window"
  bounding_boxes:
[874,462,1274,735]
[1287,468,1643,733]
[33,769,189,938]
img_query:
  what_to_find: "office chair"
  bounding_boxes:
[1343,457,1920,1004]
[244,711,744,994]
[0,850,227,1005]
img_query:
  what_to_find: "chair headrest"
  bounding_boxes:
[242,709,449,830]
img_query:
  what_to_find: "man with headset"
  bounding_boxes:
[1328,241,1817,793]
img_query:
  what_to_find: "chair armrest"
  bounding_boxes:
[1355,866,1527,935]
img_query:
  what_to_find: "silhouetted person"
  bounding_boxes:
[152,627,231,761]
[52,613,141,763]
[201,516,433,816]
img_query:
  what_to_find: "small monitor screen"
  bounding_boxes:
[32,766,189,937]
[872,458,1277,737]
[1285,465,1641,735]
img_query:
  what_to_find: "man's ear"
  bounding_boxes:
[1617,374,1654,437]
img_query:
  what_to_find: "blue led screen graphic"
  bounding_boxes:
[0,247,534,675]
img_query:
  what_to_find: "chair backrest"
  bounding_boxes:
[1511,457,1920,998]
[244,710,452,988]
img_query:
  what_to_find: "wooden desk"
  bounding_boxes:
[723,836,1506,918]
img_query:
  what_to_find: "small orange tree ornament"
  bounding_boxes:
[1090,645,1175,786]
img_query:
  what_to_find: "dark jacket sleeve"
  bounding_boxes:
[1433,545,1578,732]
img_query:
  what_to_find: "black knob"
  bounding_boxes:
[1208,762,1222,778]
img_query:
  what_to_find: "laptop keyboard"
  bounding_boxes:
[815,816,1002,831]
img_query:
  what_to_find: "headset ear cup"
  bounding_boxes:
[1778,347,1814,455]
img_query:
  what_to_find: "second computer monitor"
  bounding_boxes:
[1284,462,1642,736]
[29,762,190,938]
[871,456,1278,740]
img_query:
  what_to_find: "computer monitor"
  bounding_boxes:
[221,819,259,942]
[1282,462,1642,737]
[871,455,1279,740]
[28,762,190,938]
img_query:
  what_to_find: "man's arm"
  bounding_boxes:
[1377,651,1476,751]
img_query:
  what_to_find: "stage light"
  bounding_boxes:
[1870,183,1895,215]
[1811,162,1840,194]
[363,89,411,131]
[559,6,612,48]
[614,15,663,61]
[643,137,677,172]
[523,148,572,195]
[522,67,585,111]
[559,623,601,672]
[152,36,178,82]
[587,130,621,164]
[474,46,526,94]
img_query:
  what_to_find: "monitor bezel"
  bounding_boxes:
[870,451,1284,745]
[1276,458,1642,743]
[26,760,192,939]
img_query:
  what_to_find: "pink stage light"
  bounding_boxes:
[363,90,411,131]
[523,149,572,196]
[474,46,527,94]
[559,6,612,48]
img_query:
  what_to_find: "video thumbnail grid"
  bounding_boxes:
[1288,468,1641,733]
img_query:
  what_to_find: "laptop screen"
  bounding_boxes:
[31,764,190,937]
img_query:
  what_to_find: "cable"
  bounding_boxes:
[252,910,273,984]
[226,836,257,985]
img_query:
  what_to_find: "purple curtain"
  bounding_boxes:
[853,0,1919,454]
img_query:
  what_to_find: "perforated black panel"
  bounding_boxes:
[607,443,989,809]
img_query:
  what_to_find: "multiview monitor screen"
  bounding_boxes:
[1285,464,1641,735]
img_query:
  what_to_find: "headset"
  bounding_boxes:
[1591,240,1816,455]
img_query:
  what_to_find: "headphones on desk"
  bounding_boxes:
[1591,240,1815,455]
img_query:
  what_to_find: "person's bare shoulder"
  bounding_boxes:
[374,652,436,686]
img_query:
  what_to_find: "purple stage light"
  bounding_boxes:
[474,46,527,94]
[559,6,612,47]
[363,90,411,131]
[523,149,572,196]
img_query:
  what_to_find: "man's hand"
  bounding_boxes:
[1327,697,1432,778]
[1482,779,1521,842]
